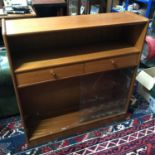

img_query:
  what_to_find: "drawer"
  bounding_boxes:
[85,54,139,73]
[16,63,84,86]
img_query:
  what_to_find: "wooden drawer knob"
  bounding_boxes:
[50,70,57,79]
[111,59,117,68]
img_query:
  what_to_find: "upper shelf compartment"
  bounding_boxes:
[2,12,148,73]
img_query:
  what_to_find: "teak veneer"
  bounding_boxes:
[2,12,148,146]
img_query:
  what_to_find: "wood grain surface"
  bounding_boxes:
[4,12,148,35]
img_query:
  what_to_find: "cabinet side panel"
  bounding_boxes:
[124,23,148,112]
[2,19,29,141]
[125,23,149,51]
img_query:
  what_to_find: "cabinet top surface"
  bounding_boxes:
[3,12,148,36]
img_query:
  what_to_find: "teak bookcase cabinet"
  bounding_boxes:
[2,12,148,146]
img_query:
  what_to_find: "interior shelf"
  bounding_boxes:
[29,110,126,144]
[14,42,139,73]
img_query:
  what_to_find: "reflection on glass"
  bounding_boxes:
[80,68,133,122]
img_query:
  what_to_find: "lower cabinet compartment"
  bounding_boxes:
[18,68,134,145]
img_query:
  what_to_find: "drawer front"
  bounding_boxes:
[16,69,54,86]
[85,54,139,73]
[53,64,84,79]
[16,63,84,86]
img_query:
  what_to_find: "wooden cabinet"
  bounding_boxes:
[2,12,148,146]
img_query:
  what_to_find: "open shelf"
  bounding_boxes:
[29,110,126,145]
[14,42,139,73]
